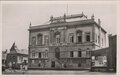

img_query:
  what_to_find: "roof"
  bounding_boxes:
[52,13,87,21]
[9,43,28,55]
[2,50,7,54]
[29,19,106,33]
[17,49,28,55]
[29,19,94,30]
[92,47,109,56]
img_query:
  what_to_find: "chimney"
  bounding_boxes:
[64,13,66,22]
[82,12,84,15]
[29,22,31,28]
[50,16,53,23]
[91,14,94,20]
[98,19,101,26]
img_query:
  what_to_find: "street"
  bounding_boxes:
[2,69,116,75]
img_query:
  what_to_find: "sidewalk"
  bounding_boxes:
[2,69,116,75]
[2,69,26,75]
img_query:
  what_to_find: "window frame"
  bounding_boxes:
[76,30,82,43]
[70,51,74,57]
[44,35,49,45]
[85,32,91,42]
[32,36,36,46]
[69,33,74,43]
[37,34,43,46]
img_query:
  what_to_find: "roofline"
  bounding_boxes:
[28,19,93,30]
[93,47,109,51]
[94,22,107,33]
[28,19,107,33]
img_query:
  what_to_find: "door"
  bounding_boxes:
[51,61,55,68]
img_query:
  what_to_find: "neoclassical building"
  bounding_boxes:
[28,13,107,69]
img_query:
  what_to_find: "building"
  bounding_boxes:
[107,35,117,72]
[91,48,108,71]
[2,50,7,66]
[6,43,28,69]
[28,13,107,69]
[91,35,117,72]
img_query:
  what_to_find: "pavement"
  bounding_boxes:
[2,69,116,75]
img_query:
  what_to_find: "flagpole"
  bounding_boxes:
[67,4,68,15]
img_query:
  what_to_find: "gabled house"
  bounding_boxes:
[6,43,28,69]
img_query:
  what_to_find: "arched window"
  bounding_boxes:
[86,48,90,57]
[37,33,43,45]
[76,30,82,43]
[32,37,36,45]
[55,47,60,59]
[54,31,61,43]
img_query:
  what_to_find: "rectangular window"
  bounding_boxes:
[86,32,90,42]
[82,51,86,57]
[56,35,60,43]
[37,35,42,45]
[39,52,41,58]
[70,51,73,57]
[32,37,36,45]
[78,36,82,43]
[78,51,81,57]
[44,35,49,45]
[51,61,55,67]
[69,33,74,43]
[76,30,82,43]
[32,51,35,58]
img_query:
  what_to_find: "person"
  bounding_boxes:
[9,62,12,70]
[24,62,28,71]
[22,60,28,74]
[12,62,16,72]
[20,64,23,71]
[22,62,25,74]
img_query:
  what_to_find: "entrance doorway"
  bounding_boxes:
[51,61,55,68]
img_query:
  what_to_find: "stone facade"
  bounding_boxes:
[28,13,107,69]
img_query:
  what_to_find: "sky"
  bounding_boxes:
[2,2,117,51]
